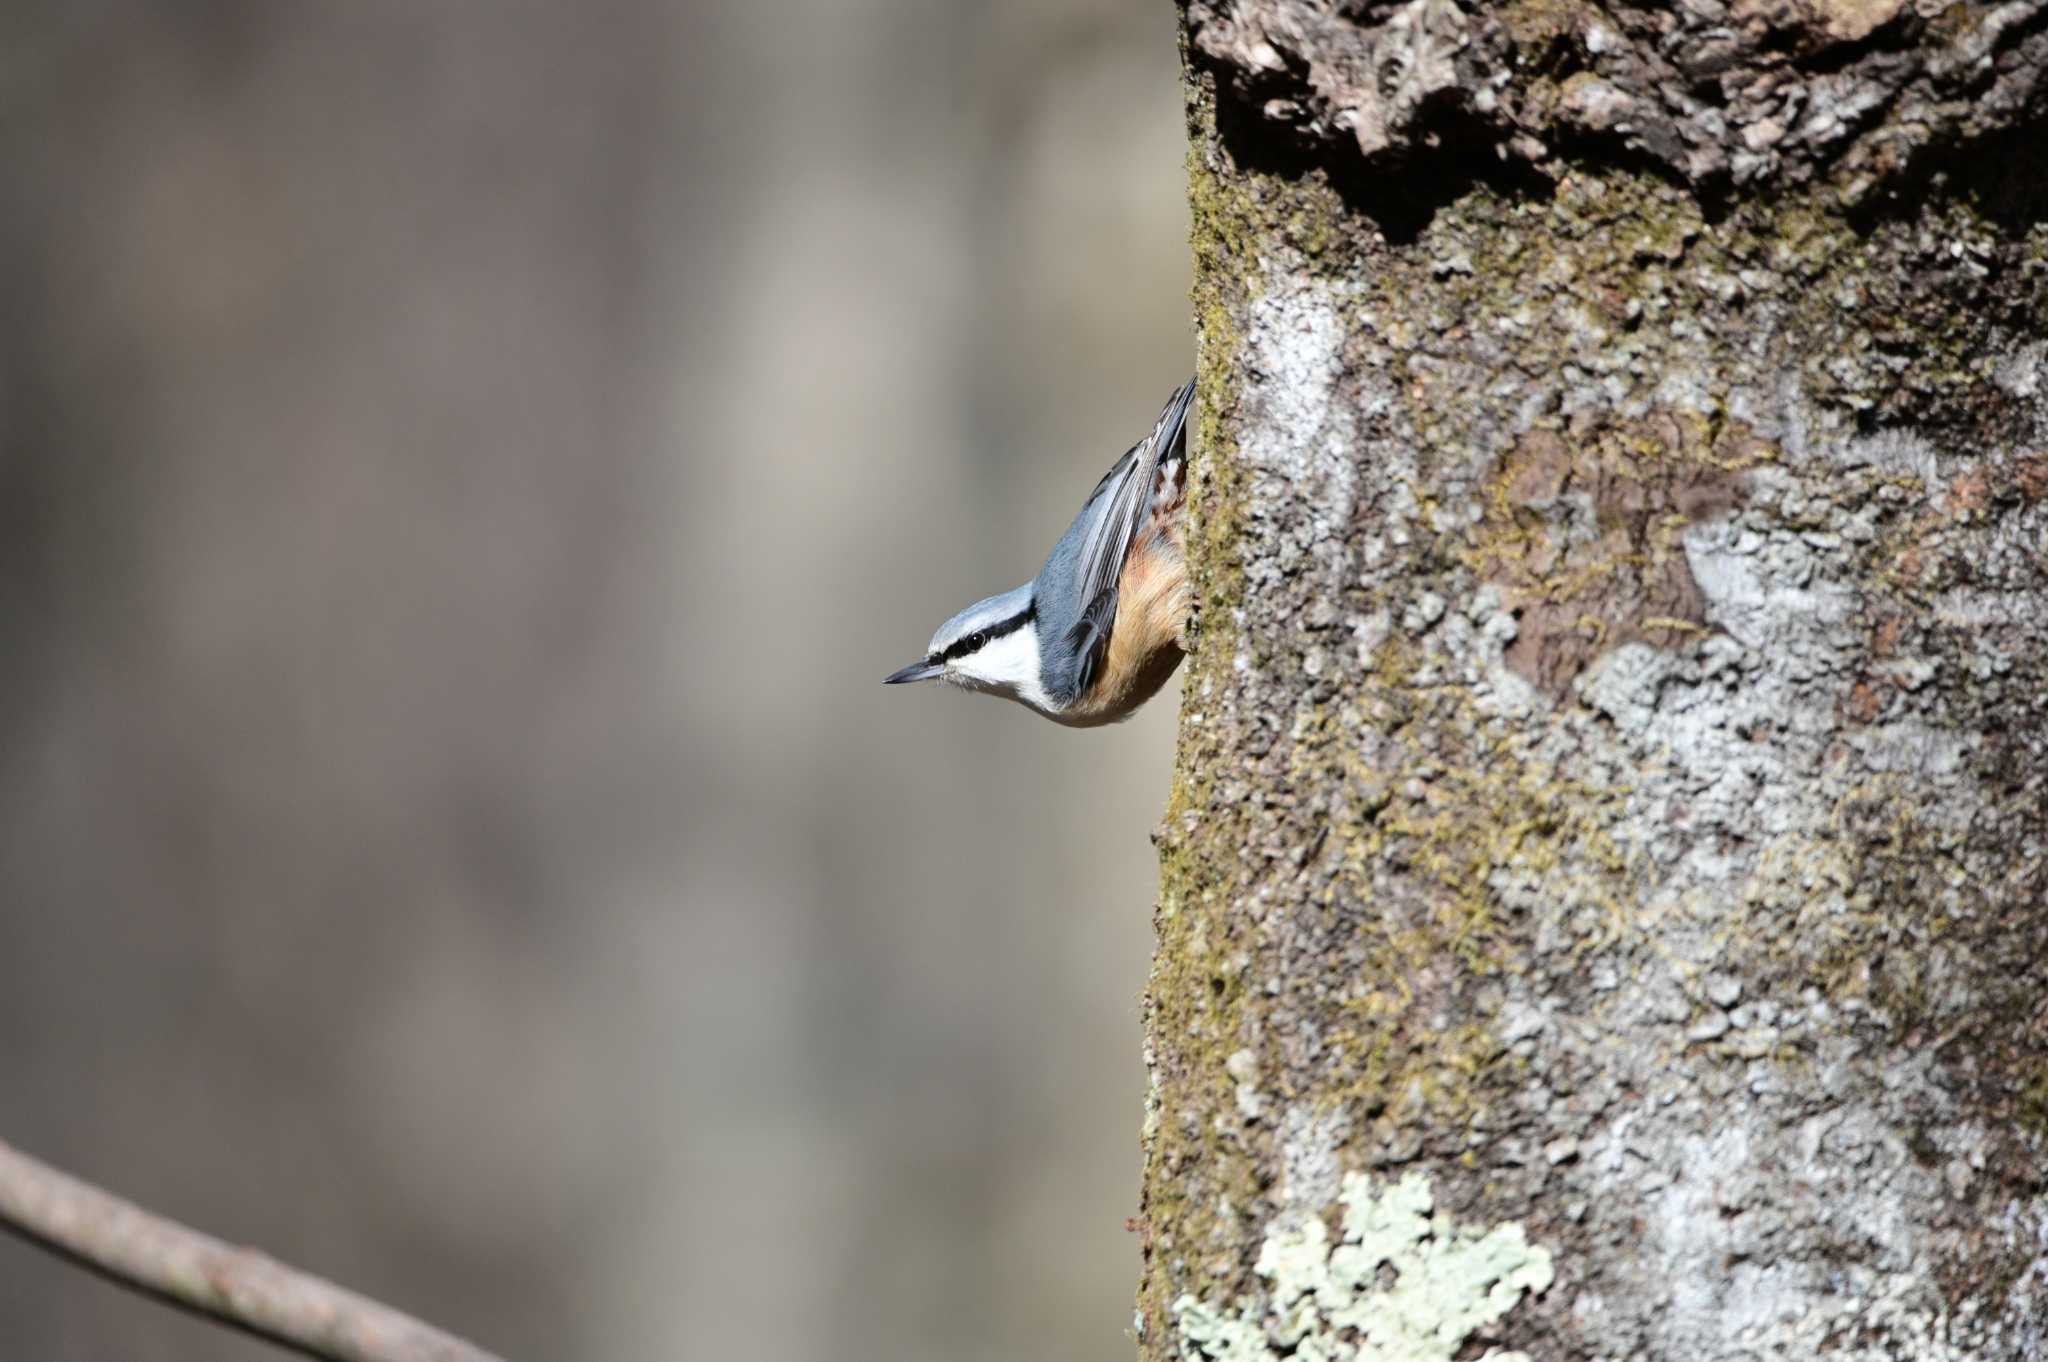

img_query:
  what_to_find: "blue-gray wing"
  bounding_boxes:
[1061,377,1195,683]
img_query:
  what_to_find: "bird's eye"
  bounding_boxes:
[967,631,988,652]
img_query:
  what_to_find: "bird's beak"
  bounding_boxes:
[884,659,943,685]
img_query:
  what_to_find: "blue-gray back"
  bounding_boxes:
[1035,378,1194,705]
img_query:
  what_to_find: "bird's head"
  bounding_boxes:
[884,585,1049,714]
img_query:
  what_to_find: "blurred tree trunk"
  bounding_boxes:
[1142,4,2048,1359]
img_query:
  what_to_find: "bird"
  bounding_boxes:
[884,377,1195,727]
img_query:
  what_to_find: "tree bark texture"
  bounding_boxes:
[1144,4,2048,1360]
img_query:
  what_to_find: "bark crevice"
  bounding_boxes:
[1186,0,2048,239]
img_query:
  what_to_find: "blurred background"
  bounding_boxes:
[0,3,1190,1358]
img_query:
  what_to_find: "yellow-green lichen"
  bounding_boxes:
[1294,676,1635,1127]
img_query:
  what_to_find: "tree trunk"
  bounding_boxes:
[1142,4,2048,1359]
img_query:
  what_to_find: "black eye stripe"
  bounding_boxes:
[940,602,1035,662]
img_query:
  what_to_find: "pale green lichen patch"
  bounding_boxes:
[1172,1172,1554,1362]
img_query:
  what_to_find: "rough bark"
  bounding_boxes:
[1142,3,2048,1360]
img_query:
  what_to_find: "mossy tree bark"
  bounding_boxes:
[1143,4,2048,1359]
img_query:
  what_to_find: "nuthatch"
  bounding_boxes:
[885,378,1194,726]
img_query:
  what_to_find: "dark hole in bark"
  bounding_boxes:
[1847,110,2048,236]
[1200,60,1557,244]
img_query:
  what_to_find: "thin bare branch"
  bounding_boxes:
[0,1136,508,1362]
